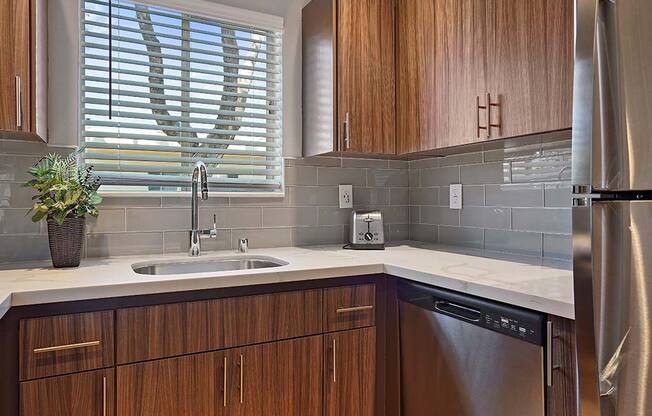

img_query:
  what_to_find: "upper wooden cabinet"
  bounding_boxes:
[486,0,573,141]
[302,0,396,156]
[396,0,572,153]
[397,0,488,153]
[0,0,47,140]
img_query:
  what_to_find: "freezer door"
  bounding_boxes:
[573,201,652,415]
[571,0,652,191]
[399,301,545,416]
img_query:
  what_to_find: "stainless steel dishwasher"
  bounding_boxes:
[399,281,547,416]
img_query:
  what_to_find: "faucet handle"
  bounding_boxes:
[238,238,249,253]
[209,214,218,238]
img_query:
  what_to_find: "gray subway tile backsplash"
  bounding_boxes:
[409,131,572,259]
[460,162,508,185]
[1,132,571,263]
[485,183,544,207]
[512,208,571,234]
[459,206,511,230]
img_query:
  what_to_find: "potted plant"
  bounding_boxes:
[25,149,102,268]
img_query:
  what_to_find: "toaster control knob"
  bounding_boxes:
[364,232,374,241]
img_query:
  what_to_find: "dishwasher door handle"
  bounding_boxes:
[434,300,482,322]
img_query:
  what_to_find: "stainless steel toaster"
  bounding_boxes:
[350,210,385,249]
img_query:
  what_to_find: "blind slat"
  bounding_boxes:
[83,72,281,94]
[83,31,280,66]
[81,0,283,194]
[82,21,281,56]
[84,152,279,166]
[84,141,280,157]
[91,163,281,176]
[83,97,280,121]
[83,119,279,138]
[82,131,280,148]
[83,108,280,130]
[83,0,282,40]
[82,42,281,75]
[81,8,281,47]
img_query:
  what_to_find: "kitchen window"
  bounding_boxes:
[80,0,284,195]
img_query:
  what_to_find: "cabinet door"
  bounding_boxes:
[20,368,114,416]
[325,327,376,416]
[116,351,226,416]
[487,0,573,140]
[337,0,395,154]
[397,0,487,153]
[229,335,322,416]
[433,0,488,148]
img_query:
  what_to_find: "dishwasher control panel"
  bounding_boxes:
[482,313,541,344]
[399,280,545,346]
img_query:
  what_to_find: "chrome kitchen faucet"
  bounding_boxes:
[189,161,217,256]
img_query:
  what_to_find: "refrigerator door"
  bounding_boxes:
[573,200,652,415]
[572,0,652,191]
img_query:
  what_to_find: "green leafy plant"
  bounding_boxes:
[25,148,102,225]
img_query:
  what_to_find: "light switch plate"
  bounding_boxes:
[450,184,462,210]
[339,184,353,208]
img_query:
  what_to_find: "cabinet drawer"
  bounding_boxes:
[20,368,114,416]
[19,311,114,381]
[116,289,323,363]
[324,284,376,332]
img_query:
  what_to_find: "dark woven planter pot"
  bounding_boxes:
[46,215,85,268]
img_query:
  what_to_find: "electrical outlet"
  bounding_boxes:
[339,184,353,208]
[450,184,462,210]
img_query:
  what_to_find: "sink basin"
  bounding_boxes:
[132,256,288,275]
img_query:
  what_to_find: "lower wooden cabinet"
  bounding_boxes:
[116,336,324,416]
[228,336,323,416]
[12,284,379,416]
[20,368,114,416]
[325,327,376,416]
[116,351,226,416]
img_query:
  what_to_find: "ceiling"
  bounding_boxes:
[207,0,297,17]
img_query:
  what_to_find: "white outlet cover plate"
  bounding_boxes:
[450,183,462,210]
[339,184,353,208]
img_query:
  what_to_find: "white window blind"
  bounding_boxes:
[80,0,283,194]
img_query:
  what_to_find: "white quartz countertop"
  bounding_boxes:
[0,244,574,320]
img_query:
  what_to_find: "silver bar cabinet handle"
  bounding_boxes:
[344,111,351,149]
[33,340,101,354]
[102,375,107,416]
[336,305,374,314]
[546,320,553,387]
[15,76,22,128]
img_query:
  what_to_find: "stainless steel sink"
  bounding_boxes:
[132,256,288,275]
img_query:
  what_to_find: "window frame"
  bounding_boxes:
[78,0,286,198]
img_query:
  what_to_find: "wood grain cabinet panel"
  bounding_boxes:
[209,289,323,350]
[228,336,323,416]
[547,315,577,416]
[116,351,225,416]
[116,289,323,363]
[337,0,396,154]
[19,311,114,381]
[0,0,46,138]
[397,0,488,153]
[324,284,376,332]
[324,327,376,416]
[20,368,114,416]
[116,300,212,364]
[396,0,436,153]
[486,0,573,140]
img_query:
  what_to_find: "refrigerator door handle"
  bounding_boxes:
[572,204,602,416]
[571,0,599,189]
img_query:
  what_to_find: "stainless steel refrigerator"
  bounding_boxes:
[572,0,652,415]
